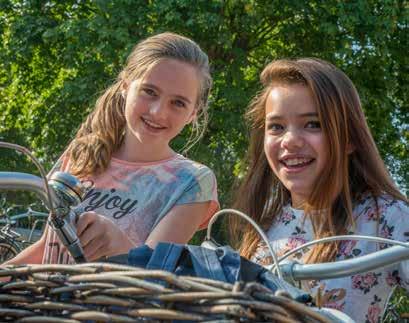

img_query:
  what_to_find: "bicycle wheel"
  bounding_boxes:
[0,236,21,263]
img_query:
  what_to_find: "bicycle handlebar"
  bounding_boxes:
[0,172,59,209]
[276,244,409,281]
[204,208,409,283]
[0,170,87,263]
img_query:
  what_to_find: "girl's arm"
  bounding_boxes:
[75,202,211,261]
[75,212,136,261]
[144,163,219,248]
[144,165,219,248]
[145,201,211,248]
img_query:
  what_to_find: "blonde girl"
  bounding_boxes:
[7,32,219,265]
[232,58,408,322]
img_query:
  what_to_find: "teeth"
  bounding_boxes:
[283,158,311,166]
[143,118,164,129]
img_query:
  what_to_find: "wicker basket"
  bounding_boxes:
[0,263,331,322]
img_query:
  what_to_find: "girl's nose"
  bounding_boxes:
[149,99,167,118]
[282,129,304,150]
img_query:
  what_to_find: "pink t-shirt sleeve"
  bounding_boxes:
[175,166,219,230]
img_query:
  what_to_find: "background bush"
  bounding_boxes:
[1,0,407,200]
[0,1,408,320]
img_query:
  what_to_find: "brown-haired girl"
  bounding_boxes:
[7,32,219,265]
[232,58,408,322]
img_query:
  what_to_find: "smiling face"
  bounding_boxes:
[122,58,199,159]
[264,83,328,208]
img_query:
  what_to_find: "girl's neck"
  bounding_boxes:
[114,141,176,163]
[290,193,308,210]
[291,201,306,210]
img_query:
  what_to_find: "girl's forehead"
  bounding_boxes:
[134,59,199,99]
[265,84,317,115]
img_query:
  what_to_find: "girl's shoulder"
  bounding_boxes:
[160,154,216,177]
[113,153,208,168]
[353,191,409,222]
[112,154,216,183]
[172,154,212,168]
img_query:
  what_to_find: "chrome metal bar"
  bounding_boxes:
[0,171,58,209]
[0,142,56,215]
[279,245,409,280]
[205,208,283,279]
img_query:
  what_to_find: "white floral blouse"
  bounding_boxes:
[252,193,409,323]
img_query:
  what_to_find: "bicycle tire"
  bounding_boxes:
[0,235,21,263]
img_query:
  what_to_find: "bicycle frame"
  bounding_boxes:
[0,208,47,245]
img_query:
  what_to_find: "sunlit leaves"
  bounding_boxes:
[0,0,407,195]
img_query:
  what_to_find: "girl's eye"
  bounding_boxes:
[172,99,186,108]
[305,121,321,129]
[266,123,284,132]
[142,88,156,97]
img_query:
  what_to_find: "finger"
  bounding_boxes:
[84,238,106,261]
[76,212,97,236]
[83,239,106,261]
[73,212,81,225]
[78,222,101,248]
[87,249,105,262]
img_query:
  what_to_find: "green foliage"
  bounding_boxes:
[384,287,409,322]
[0,0,407,197]
[0,0,408,318]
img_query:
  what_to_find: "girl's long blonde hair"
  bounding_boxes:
[67,32,212,177]
[232,58,407,264]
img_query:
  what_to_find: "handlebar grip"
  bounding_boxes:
[279,244,409,281]
[68,240,87,263]
[49,218,87,264]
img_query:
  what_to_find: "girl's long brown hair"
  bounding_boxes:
[67,32,212,177]
[232,58,407,264]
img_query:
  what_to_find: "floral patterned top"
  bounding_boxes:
[252,193,409,323]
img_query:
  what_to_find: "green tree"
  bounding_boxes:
[0,0,407,200]
[1,2,408,319]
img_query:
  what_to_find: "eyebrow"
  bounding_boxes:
[266,112,319,121]
[141,83,192,104]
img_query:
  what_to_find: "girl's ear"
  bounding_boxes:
[187,109,198,125]
[121,81,129,99]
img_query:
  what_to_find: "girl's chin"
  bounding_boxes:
[285,186,312,202]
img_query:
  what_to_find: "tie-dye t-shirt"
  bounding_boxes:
[43,154,219,264]
[252,193,409,323]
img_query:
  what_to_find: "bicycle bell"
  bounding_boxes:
[48,171,87,263]
[48,171,86,209]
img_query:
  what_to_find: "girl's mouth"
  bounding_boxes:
[280,157,315,170]
[141,117,166,131]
